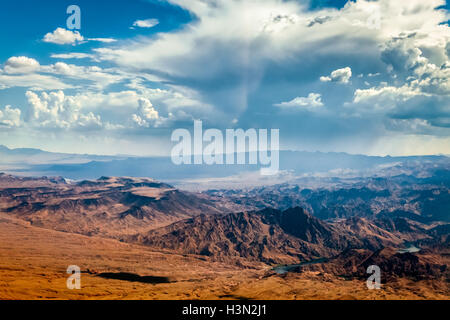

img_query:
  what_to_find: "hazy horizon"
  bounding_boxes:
[2,142,450,158]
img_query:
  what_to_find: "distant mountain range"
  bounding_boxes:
[206,170,450,222]
[1,145,449,189]
[0,144,123,165]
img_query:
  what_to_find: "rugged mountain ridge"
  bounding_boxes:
[0,174,239,238]
[129,207,405,264]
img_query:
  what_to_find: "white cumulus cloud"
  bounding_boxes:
[4,56,40,74]
[132,98,160,127]
[25,90,102,129]
[43,28,84,45]
[0,105,21,127]
[320,67,352,83]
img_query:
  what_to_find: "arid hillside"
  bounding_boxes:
[0,212,448,300]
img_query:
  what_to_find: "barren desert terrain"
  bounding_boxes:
[0,212,448,300]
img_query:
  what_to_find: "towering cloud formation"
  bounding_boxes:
[1,0,449,155]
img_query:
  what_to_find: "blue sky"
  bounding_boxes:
[0,0,192,62]
[0,0,449,156]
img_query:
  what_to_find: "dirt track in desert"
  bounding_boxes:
[1,212,448,300]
